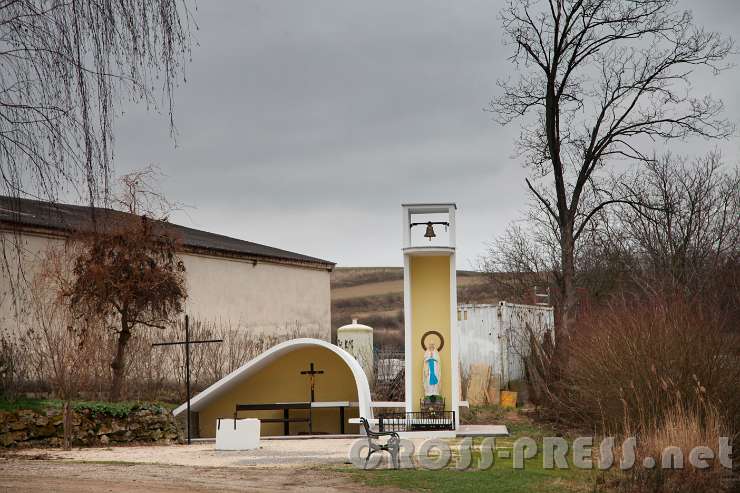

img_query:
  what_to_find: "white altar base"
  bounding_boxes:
[456,424,509,437]
[215,418,260,451]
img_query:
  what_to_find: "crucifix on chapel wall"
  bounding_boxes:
[300,362,324,402]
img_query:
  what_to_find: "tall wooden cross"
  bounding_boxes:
[300,362,324,402]
[152,315,223,444]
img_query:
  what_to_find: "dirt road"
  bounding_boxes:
[0,457,400,492]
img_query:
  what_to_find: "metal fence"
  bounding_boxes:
[377,411,456,432]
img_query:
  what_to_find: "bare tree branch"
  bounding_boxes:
[0,1,194,205]
[492,0,734,363]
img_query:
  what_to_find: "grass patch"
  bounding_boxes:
[460,405,506,425]
[0,397,63,413]
[342,410,597,493]
[0,397,174,416]
[350,460,591,493]
[344,441,595,493]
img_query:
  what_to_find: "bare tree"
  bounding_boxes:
[484,152,739,314]
[114,166,182,218]
[0,1,193,203]
[479,207,559,303]
[0,1,193,313]
[492,0,734,366]
[64,215,187,401]
[621,153,737,284]
[607,152,740,308]
[29,244,99,449]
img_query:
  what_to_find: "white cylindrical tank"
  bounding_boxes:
[337,319,374,381]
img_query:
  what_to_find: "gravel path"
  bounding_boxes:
[0,439,413,492]
[10,439,362,468]
[0,457,402,492]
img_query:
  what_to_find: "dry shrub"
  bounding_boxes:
[552,291,738,491]
[17,312,325,403]
[371,325,404,348]
[560,292,739,434]
[0,335,25,398]
[371,348,404,401]
[459,363,471,402]
[117,318,325,402]
[23,247,103,448]
[612,401,733,493]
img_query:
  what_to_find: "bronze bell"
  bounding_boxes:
[424,221,436,241]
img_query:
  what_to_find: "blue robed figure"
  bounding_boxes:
[423,343,441,397]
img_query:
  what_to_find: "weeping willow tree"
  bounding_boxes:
[0,0,194,203]
[0,0,193,303]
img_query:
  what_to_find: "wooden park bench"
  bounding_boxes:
[234,402,313,435]
[232,401,355,436]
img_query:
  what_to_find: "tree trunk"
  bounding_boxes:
[554,226,576,374]
[110,316,132,401]
[62,400,72,450]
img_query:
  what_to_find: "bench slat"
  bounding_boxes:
[260,418,311,423]
[236,403,311,411]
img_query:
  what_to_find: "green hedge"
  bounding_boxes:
[0,398,174,417]
[72,401,170,418]
[0,397,62,413]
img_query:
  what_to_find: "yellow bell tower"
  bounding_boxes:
[402,203,459,428]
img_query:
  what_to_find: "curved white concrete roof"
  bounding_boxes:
[173,338,373,420]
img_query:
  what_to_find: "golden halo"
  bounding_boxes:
[420,330,444,351]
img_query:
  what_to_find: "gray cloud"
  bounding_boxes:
[113,0,740,267]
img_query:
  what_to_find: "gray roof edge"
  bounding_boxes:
[0,196,335,269]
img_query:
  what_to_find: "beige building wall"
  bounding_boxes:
[181,252,331,339]
[0,229,331,342]
[0,231,65,336]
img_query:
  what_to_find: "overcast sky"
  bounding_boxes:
[114,1,740,267]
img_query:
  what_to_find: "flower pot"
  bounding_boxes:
[500,390,518,409]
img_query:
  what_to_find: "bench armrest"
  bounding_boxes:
[367,430,400,439]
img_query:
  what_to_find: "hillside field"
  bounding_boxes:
[330,267,499,347]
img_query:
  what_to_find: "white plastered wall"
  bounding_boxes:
[180,252,331,339]
[0,229,331,342]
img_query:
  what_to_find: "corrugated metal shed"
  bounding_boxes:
[458,301,554,387]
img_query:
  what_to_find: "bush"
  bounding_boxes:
[0,397,172,417]
[0,336,23,398]
[72,401,169,418]
[559,292,739,434]
[0,397,62,413]
[610,402,732,493]
[17,316,325,403]
[461,404,506,425]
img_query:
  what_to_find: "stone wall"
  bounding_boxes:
[0,406,182,448]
